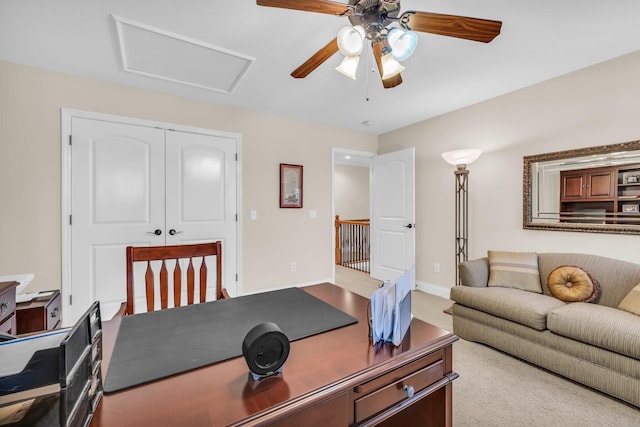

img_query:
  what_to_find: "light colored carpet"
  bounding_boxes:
[334,266,640,426]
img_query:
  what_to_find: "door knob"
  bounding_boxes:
[146,229,162,236]
[169,229,184,235]
[403,223,415,229]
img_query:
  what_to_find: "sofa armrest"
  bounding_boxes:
[459,257,489,287]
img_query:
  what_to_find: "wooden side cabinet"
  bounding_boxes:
[561,167,615,201]
[16,290,62,334]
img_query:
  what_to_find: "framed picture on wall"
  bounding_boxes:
[280,164,303,208]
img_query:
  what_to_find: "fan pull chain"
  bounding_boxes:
[364,47,373,102]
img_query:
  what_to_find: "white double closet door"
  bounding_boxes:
[64,114,238,325]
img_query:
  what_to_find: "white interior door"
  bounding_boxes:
[70,118,166,324]
[371,148,416,282]
[164,130,237,299]
[65,115,238,325]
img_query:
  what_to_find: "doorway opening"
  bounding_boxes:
[331,148,375,284]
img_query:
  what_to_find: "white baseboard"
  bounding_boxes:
[415,281,452,300]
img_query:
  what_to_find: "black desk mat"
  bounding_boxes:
[103,287,357,392]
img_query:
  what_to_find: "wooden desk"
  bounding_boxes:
[16,290,62,334]
[92,283,458,427]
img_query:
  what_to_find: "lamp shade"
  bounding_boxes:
[380,52,405,79]
[335,56,359,80]
[337,26,364,57]
[442,149,482,167]
[388,28,418,62]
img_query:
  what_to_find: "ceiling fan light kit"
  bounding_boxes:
[256,0,502,89]
[335,55,360,80]
[372,39,404,80]
[387,27,418,62]
[337,25,366,57]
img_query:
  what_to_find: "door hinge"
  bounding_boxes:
[235,153,238,161]
[69,295,73,305]
[69,135,72,146]
[235,213,238,222]
[69,215,72,225]
[235,273,238,282]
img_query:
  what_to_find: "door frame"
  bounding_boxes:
[330,147,375,284]
[61,109,243,324]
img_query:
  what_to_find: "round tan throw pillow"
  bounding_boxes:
[547,266,600,303]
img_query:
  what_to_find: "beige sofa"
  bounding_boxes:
[450,252,640,408]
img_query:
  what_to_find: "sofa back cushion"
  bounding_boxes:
[459,258,489,288]
[538,253,640,308]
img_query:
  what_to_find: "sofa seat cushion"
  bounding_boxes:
[450,286,565,331]
[548,303,640,359]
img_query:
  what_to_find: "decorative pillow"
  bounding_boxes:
[487,251,542,293]
[618,283,640,316]
[547,266,600,303]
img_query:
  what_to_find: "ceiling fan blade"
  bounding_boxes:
[372,41,403,89]
[405,11,502,43]
[257,0,349,15]
[291,37,339,78]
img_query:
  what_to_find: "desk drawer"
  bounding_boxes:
[353,351,445,423]
[0,313,16,334]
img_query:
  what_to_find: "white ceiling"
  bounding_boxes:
[2,1,640,135]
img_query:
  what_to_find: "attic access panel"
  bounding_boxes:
[113,15,254,94]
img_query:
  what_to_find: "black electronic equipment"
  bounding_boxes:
[242,322,290,381]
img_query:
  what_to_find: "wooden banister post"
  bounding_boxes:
[335,215,341,265]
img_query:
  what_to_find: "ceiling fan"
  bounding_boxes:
[256,0,502,88]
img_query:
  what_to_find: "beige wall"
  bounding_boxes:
[0,61,377,294]
[379,50,640,290]
[4,49,640,298]
[334,164,370,220]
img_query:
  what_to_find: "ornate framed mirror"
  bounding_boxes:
[523,139,640,235]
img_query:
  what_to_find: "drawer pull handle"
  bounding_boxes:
[0,302,7,314]
[51,307,59,318]
[402,384,415,398]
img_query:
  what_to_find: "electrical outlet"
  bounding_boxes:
[434,263,440,273]
[250,210,257,220]
[291,262,297,272]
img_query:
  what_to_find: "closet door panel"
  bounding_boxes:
[165,131,237,299]
[70,118,165,324]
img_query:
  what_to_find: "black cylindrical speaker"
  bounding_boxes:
[242,322,290,379]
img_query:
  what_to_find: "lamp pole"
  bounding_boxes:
[442,149,481,287]
[454,165,470,286]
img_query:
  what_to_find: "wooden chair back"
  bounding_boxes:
[125,241,227,315]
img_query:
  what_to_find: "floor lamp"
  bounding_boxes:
[442,149,482,287]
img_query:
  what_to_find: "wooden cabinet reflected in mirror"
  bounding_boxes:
[523,140,640,235]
